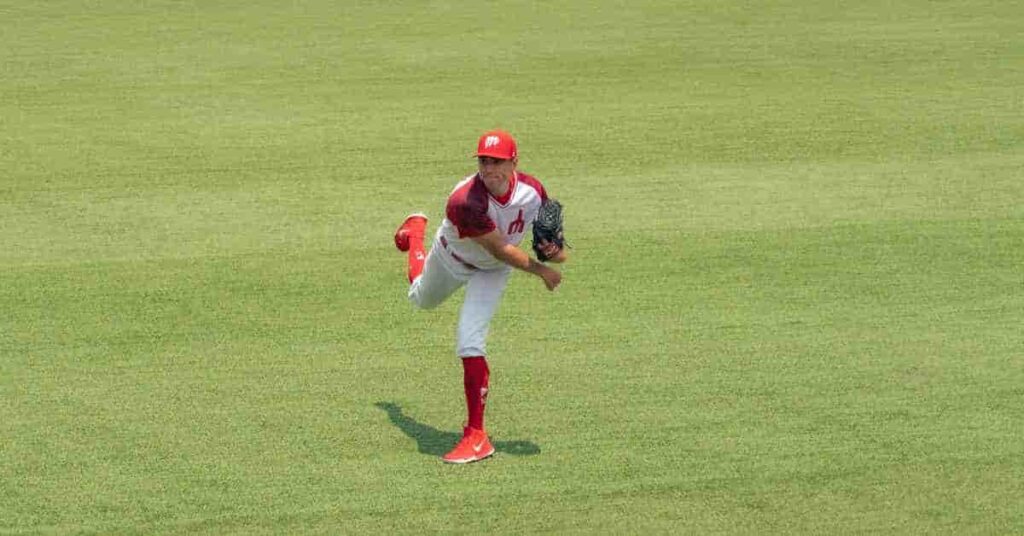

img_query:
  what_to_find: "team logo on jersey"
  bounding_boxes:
[507,209,525,235]
[483,135,501,149]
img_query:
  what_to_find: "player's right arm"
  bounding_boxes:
[471,231,562,291]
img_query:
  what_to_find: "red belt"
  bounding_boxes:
[440,236,479,270]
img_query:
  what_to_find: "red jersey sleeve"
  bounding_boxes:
[446,182,496,238]
[518,173,548,202]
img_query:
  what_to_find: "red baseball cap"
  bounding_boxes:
[475,129,517,160]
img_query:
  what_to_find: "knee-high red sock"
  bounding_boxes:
[462,356,490,431]
[407,235,425,283]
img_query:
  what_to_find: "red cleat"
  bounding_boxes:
[442,426,494,464]
[394,213,428,252]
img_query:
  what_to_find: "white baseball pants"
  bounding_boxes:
[408,240,511,358]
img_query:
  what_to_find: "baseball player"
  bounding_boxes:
[393,129,566,464]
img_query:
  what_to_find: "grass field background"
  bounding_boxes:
[2,0,1023,533]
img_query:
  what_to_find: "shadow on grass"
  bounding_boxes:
[375,402,541,457]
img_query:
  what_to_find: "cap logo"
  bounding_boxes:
[483,135,501,149]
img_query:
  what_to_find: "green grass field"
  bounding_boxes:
[2,0,1023,533]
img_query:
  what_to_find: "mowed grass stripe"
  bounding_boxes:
[6,215,1018,531]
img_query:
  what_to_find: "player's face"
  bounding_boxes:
[478,156,516,195]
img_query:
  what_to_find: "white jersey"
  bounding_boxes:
[435,171,548,271]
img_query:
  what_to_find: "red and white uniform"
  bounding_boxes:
[439,171,547,270]
[409,171,548,358]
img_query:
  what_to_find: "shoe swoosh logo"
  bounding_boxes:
[473,442,485,453]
